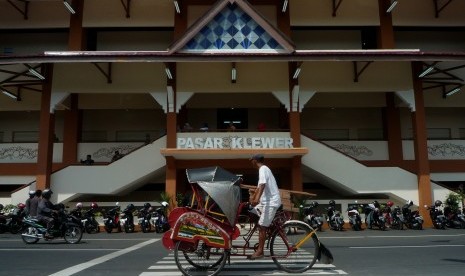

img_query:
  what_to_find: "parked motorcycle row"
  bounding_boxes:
[0,201,171,245]
[301,199,465,231]
[102,201,170,234]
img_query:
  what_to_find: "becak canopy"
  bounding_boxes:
[186,166,242,226]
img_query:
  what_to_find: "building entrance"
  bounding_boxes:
[216,108,248,130]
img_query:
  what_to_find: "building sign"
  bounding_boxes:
[177,135,294,149]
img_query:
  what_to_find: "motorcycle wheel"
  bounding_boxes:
[117,224,122,232]
[104,225,113,233]
[10,221,22,234]
[142,223,150,233]
[352,224,360,231]
[64,225,83,244]
[21,226,40,244]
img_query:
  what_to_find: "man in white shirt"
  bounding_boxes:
[249,154,281,260]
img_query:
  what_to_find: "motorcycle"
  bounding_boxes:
[103,203,122,233]
[138,206,153,233]
[0,203,26,234]
[402,201,423,230]
[120,204,135,233]
[364,203,386,230]
[302,201,323,231]
[82,208,100,234]
[21,204,83,244]
[444,206,465,229]
[326,204,344,231]
[347,205,362,231]
[426,201,447,229]
[390,206,405,230]
[151,201,170,233]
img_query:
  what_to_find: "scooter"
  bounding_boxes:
[82,208,100,234]
[151,201,170,233]
[347,205,363,231]
[365,203,386,230]
[326,205,344,231]
[426,201,447,229]
[302,202,323,231]
[444,206,465,229]
[120,204,135,233]
[390,206,405,230]
[138,206,153,233]
[402,201,423,230]
[0,203,26,234]
[103,202,121,233]
[21,204,83,244]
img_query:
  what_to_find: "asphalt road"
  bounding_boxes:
[0,227,464,276]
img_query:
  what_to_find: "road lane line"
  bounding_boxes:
[321,233,465,239]
[350,244,465,249]
[48,238,159,276]
[0,248,117,251]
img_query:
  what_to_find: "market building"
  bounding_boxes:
[1,0,465,222]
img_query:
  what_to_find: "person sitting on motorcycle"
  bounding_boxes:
[25,190,35,216]
[37,189,57,238]
[327,200,337,221]
[71,202,83,218]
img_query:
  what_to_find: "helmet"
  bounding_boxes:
[372,200,380,207]
[407,200,413,206]
[29,190,36,197]
[42,189,53,199]
[387,201,394,207]
[17,203,26,209]
[161,201,169,207]
[144,203,151,209]
[446,198,454,205]
[76,202,83,209]
[126,203,135,210]
[0,204,3,210]
[90,202,98,209]
[434,200,442,207]
[329,200,336,206]
[312,201,319,208]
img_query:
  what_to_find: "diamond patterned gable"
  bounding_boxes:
[182,3,284,52]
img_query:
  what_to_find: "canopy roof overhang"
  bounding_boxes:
[160,147,308,160]
[2,49,465,64]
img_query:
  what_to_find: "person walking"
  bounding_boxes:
[249,154,281,260]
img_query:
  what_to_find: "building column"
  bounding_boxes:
[63,94,80,165]
[411,61,433,226]
[63,0,84,165]
[36,64,55,191]
[289,62,302,192]
[166,156,177,207]
[384,92,403,166]
[377,0,395,49]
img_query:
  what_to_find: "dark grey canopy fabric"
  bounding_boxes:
[186,167,242,225]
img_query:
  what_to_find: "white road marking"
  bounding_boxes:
[350,244,465,249]
[0,248,117,251]
[48,238,159,276]
[322,233,465,239]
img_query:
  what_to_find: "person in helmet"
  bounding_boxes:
[435,200,443,207]
[90,202,99,209]
[28,190,42,217]
[37,189,57,238]
[25,190,36,216]
[71,202,84,219]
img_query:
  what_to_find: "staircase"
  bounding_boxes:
[300,136,450,205]
[11,137,167,204]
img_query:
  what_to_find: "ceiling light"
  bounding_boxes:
[418,66,435,78]
[445,86,462,97]
[282,0,288,13]
[173,0,181,14]
[165,68,173,79]
[293,67,301,79]
[231,63,237,83]
[28,67,45,80]
[1,87,18,100]
[63,0,76,14]
[386,0,398,13]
